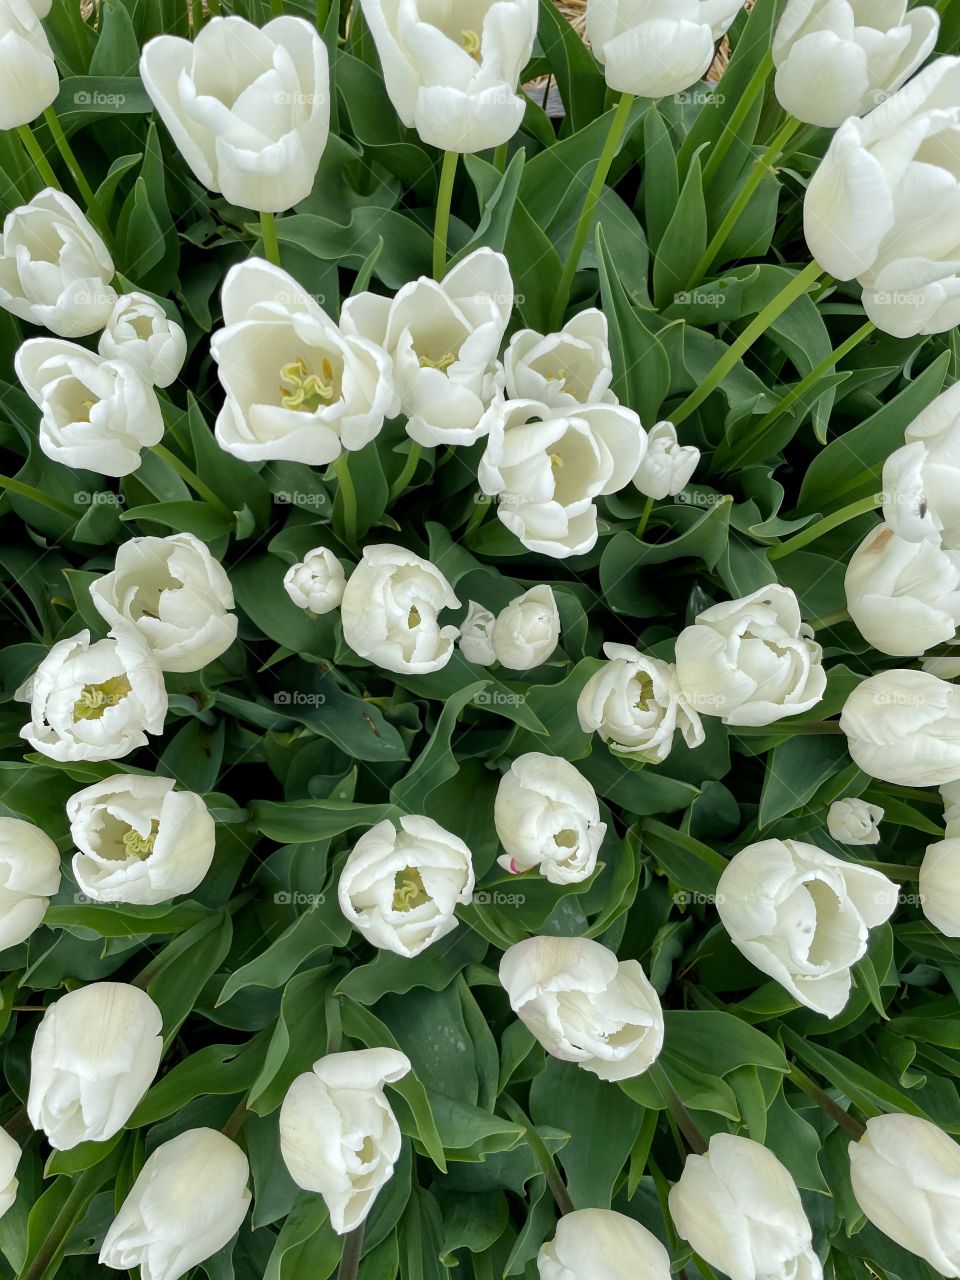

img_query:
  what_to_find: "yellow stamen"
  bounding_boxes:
[407,605,421,628]
[549,452,565,471]
[633,672,654,712]
[72,676,131,722]
[279,355,336,412]
[122,820,159,860]
[392,866,430,912]
[418,352,456,372]
[461,28,482,60]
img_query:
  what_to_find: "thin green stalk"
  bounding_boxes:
[433,150,459,279]
[337,1223,364,1280]
[672,259,823,425]
[634,495,654,540]
[860,861,921,880]
[334,452,358,547]
[550,92,635,329]
[809,608,850,632]
[700,51,774,191]
[222,1099,249,1139]
[767,492,881,561]
[316,0,329,26]
[260,210,281,266]
[463,496,491,542]
[788,1064,865,1140]
[650,1062,708,1155]
[388,441,422,503]
[42,106,98,212]
[492,142,508,173]
[151,443,233,518]
[0,474,76,518]
[16,123,59,190]
[500,1095,575,1215]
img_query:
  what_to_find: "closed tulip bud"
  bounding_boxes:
[577,643,704,763]
[773,0,939,128]
[338,816,474,958]
[883,382,960,548]
[478,401,645,559]
[827,797,883,846]
[919,838,960,936]
[669,1133,823,1280]
[0,817,60,951]
[279,1048,410,1234]
[16,625,167,763]
[89,533,237,673]
[98,293,187,389]
[538,1209,672,1280]
[0,190,115,336]
[805,57,960,338]
[849,1114,960,1276]
[68,774,215,906]
[716,839,898,1017]
[212,259,396,465]
[0,1130,20,1221]
[15,340,163,477]
[140,15,329,212]
[0,0,59,130]
[505,310,615,409]
[499,935,664,1081]
[840,670,960,786]
[28,982,163,1149]
[458,601,497,666]
[844,523,960,657]
[675,585,826,727]
[358,0,537,152]
[495,753,606,885]
[633,421,700,500]
[100,1128,251,1280]
[342,248,511,448]
[341,545,460,675]
[491,586,561,671]
[282,546,346,615]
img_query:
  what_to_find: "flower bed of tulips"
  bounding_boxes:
[2,0,960,1277]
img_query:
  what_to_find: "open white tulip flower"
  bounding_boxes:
[669,1133,823,1280]
[15,339,163,476]
[0,816,61,952]
[212,258,396,465]
[0,1130,20,1221]
[100,1128,251,1280]
[490,585,561,670]
[279,1048,411,1234]
[840,669,960,786]
[499,935,664,1080]
[27,982,163,1149]
[0,189,115,336]
[338,815,475,957]
[89,533,237,674]
[882,381,960,547]
[140,14,330,212]
[16,625,168,763]
[341,248,512,448]
[805,56,960,338]
[68,774,215,905]
[98,292,187,389]
[716,839,899,1017]
[505,309,616,409]
[0,0,59,130]
[827,797,883,846]
[495,753,606,885]
[920,837,960,936]
[632,420,700,500]
[282,546,346,614]
[538,1209,672,1280]
[773,0,939,128]
[458,600,497,666]
[849,1114,960,1276]
[340,544,460,675]
[357,0,537,152]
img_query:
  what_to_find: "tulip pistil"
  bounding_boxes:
[73,675,132,721]
[632,671,654,711]
[279,355,337,412]
[407,605,421,628]
[122,820,160,860]
[392,865,430,911]
[418,352,456,372]
[461,29,482,60]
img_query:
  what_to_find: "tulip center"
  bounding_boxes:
[632,672,654,711]
[554,828,578,849]
[279,355,337,412]
[121,820,159,860]
[549,452,565,472]
[418,352,456,372]
[461,29,482,60]
[392,865,430,912]
[407,605,421,628]
[72,675,132,721]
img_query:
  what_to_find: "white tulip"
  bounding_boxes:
[538,1209,672,1280]
[499,936,664,1081]
[845,523,960,657]
[849,1114,960,1277]
[675,585,826,727]
[920,838,960,936]
[458,600,497,666]
[0,816,60,951]
[495,753,606,885]
[16,626,167,763]
[716,838,898,1017]
[883,381,960,548]
[577,642,704,763]
[27,982,163,1149]
[490,585,560,671]
[68,774,215,906]
[338,816,474,958]
[840,669,960,786]
[669,1133,823,1280]
[0,189,115,337]
[212,258,396,465]
[15,339,163,477]
[804,57,960,338]
[340,544,460,675]
[100,1128,250,1280]
[279,1048,410,1234]
[0,1130,20,1221]
[827,797,883,846]
[358,0,536,152]
[0,0,59,130]
[98,293,187,389]
[505,310,615,409]
[478,400,645,558]
[585,0,743,99]
[774,0,939,128]
[140,15,329,213]
[341,248,511,448]
[282,546,346,614]
[632,420,700,500]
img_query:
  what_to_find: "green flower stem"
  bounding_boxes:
[462,495,491,542]
[388,440,423,504]
[690,115,803,286]
[808,608,850,632]
[0,474,76,518]
[337,1223,365,1280]
[333,451,358,547]
[42,106,99,214]
[500,1095,575,1216]
[550,92,634,330]
[650,1061,708,1155]
[672,259,823,426]
[700,50,773,191]
[860,861,921,880]
[260,210,281,266]
[767,492,881,561]
[433,150,459,279]
[492,142,508,173]
[16,122,59,190]
[634,495,655,541]
[788,1063,866,1140]
[222,1099,249,1139]
[151,443,233,519]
